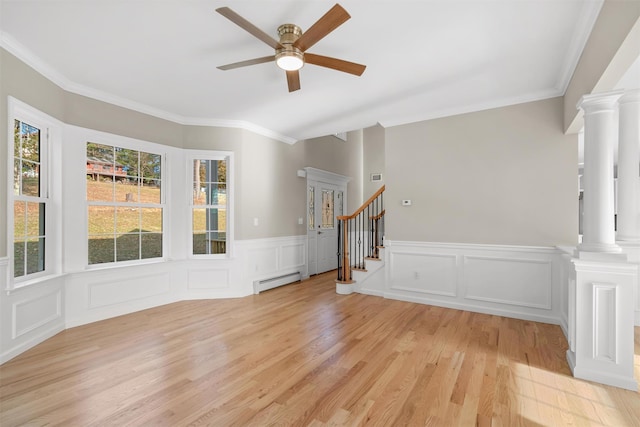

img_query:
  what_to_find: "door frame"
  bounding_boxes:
[305,167,350,276]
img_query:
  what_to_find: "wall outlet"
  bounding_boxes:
[298,217,303,225]
[253,217,259,226]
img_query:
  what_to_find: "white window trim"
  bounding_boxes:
[6,97,62,290]
[84,136,168,269]
[186,149,234,259]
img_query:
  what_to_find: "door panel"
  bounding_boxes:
[307,181,344,275]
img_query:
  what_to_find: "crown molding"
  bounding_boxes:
[555,0,604,95]
[0,32,297,145]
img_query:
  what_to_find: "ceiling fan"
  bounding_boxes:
[216,3,366,92]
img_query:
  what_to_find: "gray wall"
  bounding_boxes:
[385,97,578,247]
[302,130,364,214]
[363,124,386,198]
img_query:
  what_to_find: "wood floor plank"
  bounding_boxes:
[1,271,639,426]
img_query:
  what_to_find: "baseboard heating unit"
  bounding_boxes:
[253,272,301,294]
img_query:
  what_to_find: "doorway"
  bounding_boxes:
[305,168,349,276]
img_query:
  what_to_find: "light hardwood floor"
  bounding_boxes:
[1,271,639,426]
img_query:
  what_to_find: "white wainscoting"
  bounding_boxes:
[236,236,307,293]
[1,236,307,363]
[0,264,66,364]
[380,241,561,325]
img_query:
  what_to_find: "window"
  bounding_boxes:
[190,155,231,256]
[12,119,48,278]
[86,142,163,265]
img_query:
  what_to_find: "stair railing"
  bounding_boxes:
[337,185,385,283]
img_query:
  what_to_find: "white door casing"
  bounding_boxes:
[305,168,349,276]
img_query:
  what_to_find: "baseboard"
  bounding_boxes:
[383,290,560,325]
[0,322,64,364]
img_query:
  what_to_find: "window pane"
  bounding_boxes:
[14,201,26,238]
[208,232,226,254]
[116,207,140,234]
[141,208,162,232]
[26,237,45,275]
[116,234,140,262]
[192,232,206,255]
[88,206,115,235]
[21,160,40,197]
[14,120,21,157]
[115,179,139,203]
[116,148,139,178]
[193,208,206,232]
[14,242,25,277]
[142,179,161,204]
[141,233,162,259]
[13,159,20,196]
[21,122,40,162]
[89,236,114,264]
[321,190,334,229]
[87,177,115,202]
[26,202,44,237]
[86,143,115,186]
[205,183,227,205]
[206,208,225,232]
[140,152,161,179]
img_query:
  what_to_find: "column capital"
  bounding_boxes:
[618,88,640,104]
[577,89,625,113]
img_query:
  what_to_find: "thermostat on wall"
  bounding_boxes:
[402,200,412,206]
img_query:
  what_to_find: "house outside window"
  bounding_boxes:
[86,142,164,265]
[12,119,48,278]
[189,152,232,256]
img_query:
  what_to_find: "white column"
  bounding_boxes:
[616,89,640,242]
[577,91,624,254]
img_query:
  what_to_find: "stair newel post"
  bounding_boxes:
[337,219,343,282]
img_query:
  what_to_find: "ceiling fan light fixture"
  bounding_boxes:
[276,50,304,71]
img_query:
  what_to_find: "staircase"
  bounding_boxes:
[336,185,385,294]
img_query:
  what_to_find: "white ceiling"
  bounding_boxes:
[0,0,604,142]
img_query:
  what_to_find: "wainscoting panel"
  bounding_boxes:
[13,290,62,339]
[247,247,279,277]
[89,272,171,308]
[463,256,552,309]
[383,241,560,325]
[281,242,306,270]
[187,268,230,290]
[389,252,457,296]
[237,236,307,291]
[1,273,66,364]
[593,283,617,362]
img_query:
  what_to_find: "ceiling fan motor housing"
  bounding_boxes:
[276,24,304,67]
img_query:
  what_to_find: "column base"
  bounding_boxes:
[567,258,638,391]
[577,241,623,254]
[567,350,638,390]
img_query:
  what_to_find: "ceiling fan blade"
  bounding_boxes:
[293,4,350,52]
[304,53,366,76]
[217,56,275,70]
[286,70,301,92]
[216,7,283,50]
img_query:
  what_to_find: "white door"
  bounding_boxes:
[307,180,343,275]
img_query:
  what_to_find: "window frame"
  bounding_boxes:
[187,150,234,259]
[85,140,167,268]
[7,98,61,289]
